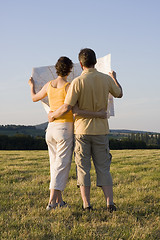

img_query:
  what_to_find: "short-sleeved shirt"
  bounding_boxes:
[64,68,121,135]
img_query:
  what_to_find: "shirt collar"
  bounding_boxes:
[81,68,97,75]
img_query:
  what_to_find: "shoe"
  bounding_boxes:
[46,202,58,211]
[59,201,69,208]
[82,205,93,212]
[107,204,117,213]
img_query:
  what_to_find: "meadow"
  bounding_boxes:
[0,150,159,240]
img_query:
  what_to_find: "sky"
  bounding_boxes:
[0,0,160,133]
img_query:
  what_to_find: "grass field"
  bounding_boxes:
[0,150,160,240]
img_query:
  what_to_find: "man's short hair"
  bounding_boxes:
[55,56,73,77]
[78,48,97,68]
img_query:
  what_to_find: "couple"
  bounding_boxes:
[28,48,123,212]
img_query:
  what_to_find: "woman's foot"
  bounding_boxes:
[46,202,58,211]
[59,201,69,208]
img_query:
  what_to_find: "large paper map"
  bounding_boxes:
[31,54,114,118]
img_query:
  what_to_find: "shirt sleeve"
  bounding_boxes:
[64,78,80,106]
[108,76,121,97]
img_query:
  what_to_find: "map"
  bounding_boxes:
[31,54,114,118]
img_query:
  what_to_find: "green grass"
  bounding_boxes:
[0,150,160,240]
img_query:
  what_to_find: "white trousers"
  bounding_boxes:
[45,122,73,191]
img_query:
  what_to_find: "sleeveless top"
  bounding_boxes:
[47,81,73,123]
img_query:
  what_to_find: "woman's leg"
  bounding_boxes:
[46,122,73,207]
[51,122,73,193]
[47,142,64,205]
[46,123,63,206]
[49,189,63,204]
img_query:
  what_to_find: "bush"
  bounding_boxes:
[0,134,47,150]
[109,139,147,150]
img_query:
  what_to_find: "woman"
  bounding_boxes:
[29,56,107,210]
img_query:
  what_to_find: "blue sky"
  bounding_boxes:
[0,0,160,132]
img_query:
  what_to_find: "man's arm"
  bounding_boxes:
[109,71,123,98]
[48,103,108,122]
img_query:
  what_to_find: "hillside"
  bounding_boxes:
[0,124,45,137]
[0,124,160,150]
[0,123,159,139]
[0,123,159,137]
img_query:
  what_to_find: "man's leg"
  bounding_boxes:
[80,186,90,208]
[101,185,113,206]
[92,135,116,210]
[102,185,116,212]
[75,135,91,209]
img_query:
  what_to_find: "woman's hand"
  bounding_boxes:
[28,77,34,87]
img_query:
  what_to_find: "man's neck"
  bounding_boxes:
[82,66,95,71]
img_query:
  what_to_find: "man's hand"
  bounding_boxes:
[48,111,54,122]
[109,71,116,80]
[109,70,123,98]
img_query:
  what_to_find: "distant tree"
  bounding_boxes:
[0,134,47,150]
[135,133,140,141]
[109,138,146,150]
[130,133,135,141]
[144,133,149,144]
[109,139,122,150]
[0,135,9,150]
[157,134,160,145]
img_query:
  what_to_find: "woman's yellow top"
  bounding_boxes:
[47,81,73,123]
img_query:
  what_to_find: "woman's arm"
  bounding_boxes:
[28,77,48,102]
[72,104,107,119]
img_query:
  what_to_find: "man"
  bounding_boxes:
[48,48,123,212]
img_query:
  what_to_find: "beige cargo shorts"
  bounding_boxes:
[74,134,113,187]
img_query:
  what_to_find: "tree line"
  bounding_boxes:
[0,132,160,150]
[110,132,160,149]
[0,125,44,137]
[0,135,47,150]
